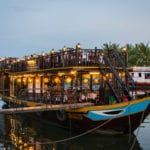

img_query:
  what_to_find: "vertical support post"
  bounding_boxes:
[76,43,81,65]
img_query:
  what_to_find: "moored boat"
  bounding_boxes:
[0,44,150,134]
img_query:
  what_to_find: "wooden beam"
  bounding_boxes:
[0,102,93,114]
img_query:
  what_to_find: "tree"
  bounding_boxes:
[102,42,150,67]
[102,42,120,51]
[134,43,150,66]
[124,44,137,67]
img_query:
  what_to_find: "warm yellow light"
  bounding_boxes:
[29,146,34,150]
[36,77,40,83]
[62,46,67,52]
[54,77,61,84]
[76,43,81,49]
[103,76,107,81]
[106,73,113,78]
[122,47,127,53]
[27,60,36,66]
[70,70,77,75]
[23,78,26,83]
[41,51,46,56]
[50,49,55,54]
[66,77,72,83]
[58,72,65,76]
[121,72,125,77]
[119,72,125,77]
[83,74,90,78]
[18,137,22,144]
[33,53,38,58]
[28,78,33,83]
[109,73,113,78]
[83,78,88,83]
[17,78,21,83]
[94,78,99,84]
[89,72,100,75]
[44,77,49,83]
[24,143,28,147]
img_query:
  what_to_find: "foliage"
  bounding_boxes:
[102,42,150,67]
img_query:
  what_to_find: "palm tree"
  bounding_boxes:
[102,42,150,67]
[134,43,150,66]
[102,42,120,51]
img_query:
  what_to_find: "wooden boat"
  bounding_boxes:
[0,44,150,134]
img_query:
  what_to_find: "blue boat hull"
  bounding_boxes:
[41,97,150,134]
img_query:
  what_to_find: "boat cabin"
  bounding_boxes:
[129,67,150,85]
[0,44,146,106]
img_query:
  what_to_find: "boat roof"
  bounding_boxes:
[129,66,150,72]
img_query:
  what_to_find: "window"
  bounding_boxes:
[145,73,150,79]
[131,73,134,77]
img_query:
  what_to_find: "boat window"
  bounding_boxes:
[131,73,134,77]
[145,73,150,79]
[138,73,141,77]
[103,110,123,115]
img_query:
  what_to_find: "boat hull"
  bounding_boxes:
[69,108,150,134]
[39,97,150,134]
[2,95,150,134]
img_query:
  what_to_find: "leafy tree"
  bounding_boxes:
[134,43,150,66]
[102,42,120,51]
[102,42,150,67]
[124,44,137,67]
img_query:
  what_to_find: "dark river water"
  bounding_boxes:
[0,99,150,150]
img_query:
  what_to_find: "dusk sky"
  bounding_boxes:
[0,0,150,58]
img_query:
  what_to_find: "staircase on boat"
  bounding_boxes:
[97,49,135,102]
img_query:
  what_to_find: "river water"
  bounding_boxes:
[0,99,150,150]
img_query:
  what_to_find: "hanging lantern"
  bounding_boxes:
[28,146,34,150]
[22,78,27,83]
[70,70,77,75]
[94,78,99,84]
[28,77,33,83]
[54,77,61,84]
[27,60,36,66]
[58,72,65,76]
[18,137,23,144]
[103,76,107,81]
[36,77,40,83]
[121,72,125,77]
[44,77,49,83]
[65,77,72,83]
[24,143,28,147]
[16,78,21,83]
[83,78,88,84]
[83,74,90,78]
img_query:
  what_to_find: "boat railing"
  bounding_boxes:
[13,88,103,106]
[0,48,107,72]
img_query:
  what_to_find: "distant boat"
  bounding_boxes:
[0,44,150,134]
[129,66,150,96]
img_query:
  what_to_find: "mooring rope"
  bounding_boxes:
[0,115,114,147]
[40,117,114,145]
[0,100,147,149]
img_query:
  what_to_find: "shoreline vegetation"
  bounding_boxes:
[102,42,150,67]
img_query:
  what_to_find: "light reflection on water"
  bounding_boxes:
[0,99,149,150]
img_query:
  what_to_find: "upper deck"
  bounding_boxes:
[0,45,124,74]
[0,45,140,105]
